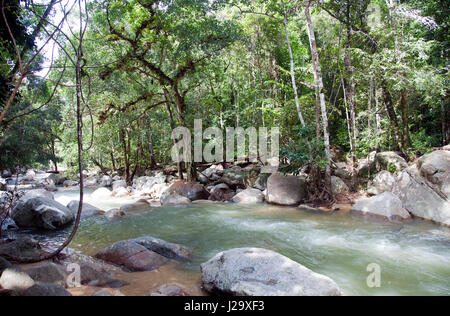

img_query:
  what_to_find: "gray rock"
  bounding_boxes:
[208,183,235,202]
[201,248,342,296]
[100,175,113,187]
[367,171,396,196]
[417,150,450,197]
[67,200,103,218]
[20,189,54,202]
[266,173,307,206]
[25,263,67,287]
[253,173,270,191]
[19,283,72,296]
[105,208,127,220]
[356,151,377,178]
[331,176,349,196]
[0,268,35,290]
[113,186,129,197]
[149,283,189,296]
[11,197,74,230]
[376,151,408,173]
[79,263,127,288]
[203,165,224,178]
[112,180,127,191]
[166,181,209,201]
[220,166,260,189]
[351,192,411,221]
[232,189,264,204]
[44,184,58,192]
[95,240,168,272]
[63,180,78,187]
[120,200,150,213]
[46,174,65,186]
[393,165,450,226]
[132,236,191,262]
[333,162,353,180]
[84,176,99,187]
[161,194,192,206]
[0,238,45,261]
[91,187,112,199]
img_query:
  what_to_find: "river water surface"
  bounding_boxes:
[22,187,450,296]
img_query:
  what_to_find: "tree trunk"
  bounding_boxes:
[400,89,411,149]
[120,129,131,184]
[147,115,156,169]
[382,80,404,153]
[305,3,332,177]
[282,0,307,128]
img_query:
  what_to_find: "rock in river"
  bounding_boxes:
[95,240,168,272]
[266,173,307,206]
[232,188,264,204]
[11,197,74,230]
[351,192,411,221]
[95,236,191,272]
[201,248,342,296]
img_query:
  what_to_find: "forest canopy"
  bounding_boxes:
[0,0,448,179]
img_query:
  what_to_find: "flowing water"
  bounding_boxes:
[17,188,450,296]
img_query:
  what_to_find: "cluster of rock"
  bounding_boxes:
[350,149,450,226]
[0,236,134,296]
[91,236,343,296]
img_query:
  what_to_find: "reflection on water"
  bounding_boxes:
[19,188,450,296]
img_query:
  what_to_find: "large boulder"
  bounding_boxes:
[417,150,450,197]
[132,236,191,262]
[333,162,353,180]
[367,171,396,196]
[356,151,377,178]
[232,189,264,204]
[134,174,167,195]
[203,165,224,179]
[331,176,349,196]
[220,166,260,189]
[201,248,342,296]
[351,192,411,221]
[95,240,168,272]
[20,189,54,202]
[46,174,65,186]
[91,187,112,199]
[208,183,235,202]
[161,194,191,206]
[253,173,270,191]
[19,283,72,296]
[78,263,127,288]
[112,180,127,192]
[266,173,307,206]
[0,268,35,291]
[99,175,113,187]
[25,263,67,287]
[84,176,99,187]
[66,200,103,218]
[11,197,74,230]
[376,152,408,173]
[120,200,150,213]
[166,181,209,201]
[0,238,46,261]
[392,164,450,226]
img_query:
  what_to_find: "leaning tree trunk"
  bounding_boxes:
[147,115,156,169]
